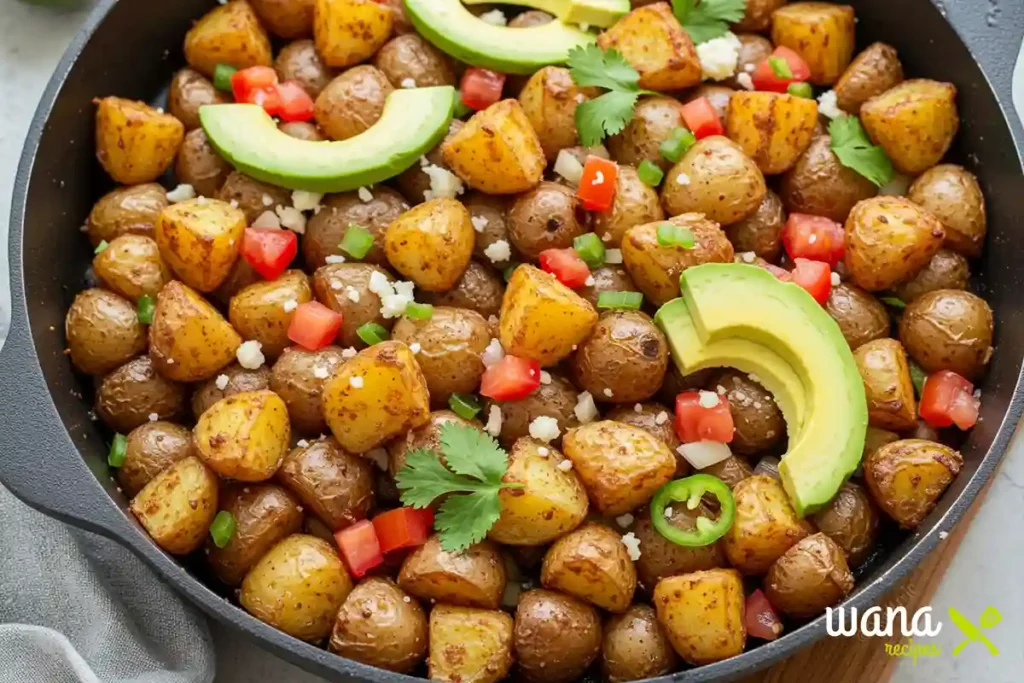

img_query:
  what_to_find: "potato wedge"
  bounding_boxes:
[864,438,963,529]
[429,606,514,683]
[398,535,506,609]
[854,338,917,431]
[442,100,546,195]
[194,390,291,481]
[130,456,218,555]
[771,2,856,86]
[726,92,818,175]
[518,67,591,162]
[93,235,172,301]
[722,474,811,574]
[330,578,428,673]
[229,271,313,360]
[149,280,242,382]
[156,199,246,292]
[834,42,904,115]
[314,0,393,69]
[384,199,474,291]
[860,79,959,175]
[184,0,273,77]
[322,341,431,453]
[653,569,746,665]
[540,523,637,612]
[596,3,701,91]
[94,97,184,185]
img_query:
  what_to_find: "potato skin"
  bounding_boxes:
[168,68,227,131]
[313,263,395,348]
[424,261,505,320]
[269,345,347,434]
[95,97,184,185]
[764,533,854,618]
[250,0,315,39]
[229,271,313,361]
[86,184,168,248]
[514,589,602,683]
[771,2,856,86]
[726,92,819,175]
[700,455,753,489]
[602,605,678,683]
[725,34,773,89]
[396,120,464,204]
[507,182,589,260]
[860,79,959,175]
[898,289,994,381]
[118,421,194,498]
[304,188,409,269]
[463,194,513,266]
[724,189,785,264]
[192,363,272,419]
[130,456,218,555]
[834,42,904,114]
[275,39,335,98]
[276,437,375,530]
[392,307,489,405]
[732,0,785,31]
[315,65,394,141]
[216,171,292,225]
[632,505,725,589]
[712,369,785,455]
[587,166,663,248]
[518,67,589,162]
[571,310,668,404]
[485,374,580,450]
[605,401,684,472]
[184,0,273,76]
[156,198,246,292]
[577,265,639,309]
[864,438,963,529]
[374,33,456,89]
[313,0,393,69]
[66,288,147,376]
[240,534,353,642]
[854,338,918,431]
[597,3,701,91]
[653,569,745,665]
[96,356,187,433]
[429,606,514,683]
[608,96,687,172]
[540,523,637,612]
[384,198,475,291]
[779,135,877,223]
[722,475,811,575]
[907,164,987,258]
[330,578,428,673]
[811,481,879,566]
[175,129,232,199]
[662,136,766,226]
[194,390,291,482]
[398,536,506,609]
[891,249,969,304]
[148,281,242,382]
[826,283,890,351]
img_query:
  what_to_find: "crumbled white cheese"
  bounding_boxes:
[741,251,756,263]
[633,403,643,413]
[166,184,196,203]
[698,390,721,408]
[676,173,691,186]
[214,374,230,391]
[574,391,599,423]
[748,373,761,384]
[341,347,358,359]
[313,366,329,379]
[540,371,552,385]
[479,8,507,25]
[817,90,844,119]
[252,210,281,229]
[422,164,465,201]
[938,530,950,540]
[419,156,429,167]
[603,388,614,398]
[584,276,596,287]
[394,281,415,300]
[697,32,742,81]
[537,446,550,457]
[400,77,417,89]
[716,384,727,395]
[664,506,674,518]
[365,447,389,471]
[276,205,306,233]
[484,239,512,264]
[297,439,311,449]
[529,416,561,442]
[350,376,364,389]
[736,72,755,91]
[166,358,175,365]
[878,173,912,197]
[261,194,274,207]
[345,287,361,303]
[236,340,265,370]
[381,293,411,319]
[554,149,585,185]
[593,170,605,186]
[482,338,505,367]
[368,271,392,296]
[605,249,623,264]
[556,459,573,472]
[357,186,374,203]
[368,272,414,318]
[655,411,669,425]
[621,532,641,561]
[831,272,841,286]
[195,196,209,206]
[291,190,323,212]
[485,405,503,437]
[615,513,634,528]
[325,254,346,264]
[282,299,298,313]
[471,215,490,233]
[409,342,422,354]
[148,413,159,422]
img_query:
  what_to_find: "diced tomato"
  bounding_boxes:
[790,258,832,304]
[576,156,618,212]
[231,65,278,103]
[460,68,506,111]
[746,590,784,641]
[276,81,315,122]
[675,391,734,444]
[920,370,980,430]
[241,228,297,280]
[480,355,541,401]
[539,248,591,289]
[782,213,845,268]
[334,520,383,578]
[373,507,434,554]
[680,97,724,139]
[751,46,812,93]
[287,301,343,351]
[249,86,283,117]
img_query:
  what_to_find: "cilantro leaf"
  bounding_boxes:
[439,421,506,484]
[567,45,655,146]
[434,490,503,552]
[829,115,895,187]
[395,449,469,508]
[672,0,747,44]
[576,91,640,146]
[566,44,641,92]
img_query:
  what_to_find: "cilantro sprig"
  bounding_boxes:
[672,0,747,44]
[829,115,895,187]
[395,422,521,552]
[568,44,656,146]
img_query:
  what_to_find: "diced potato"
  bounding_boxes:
[149,280,242,382]
[92,234,172,301]
[321,341,430,452]
[384,199,475,292]
[834,42,904,114]
[94,97,184,185]
[184,0,273,77]
[596,3,701,91]
[854,338,917,431]
[228,271,313,360]
[860,79,959,175]
[518,67,592,162]
[155,199,246,292]
[726,92,819,175]
[314,0,393,68]
[130,456,218,555]
[653,569,746,665]
[771,2,856,86]
[863,439,963,529]
[722,474,812,574]
[441,100,546,195]
[193,390,291,481]
[329,578,428,673]
[499,264,598,366]
[398,536,506,609]
[428,606,514,683]
[540,523,637,612]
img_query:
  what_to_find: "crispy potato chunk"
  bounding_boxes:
[863,439,963,529]
[93,235,172,301]
[518,67,591,162]
[149,281,242,382]
[94,97,184,185]
[193,389,290,482]
[184,0,273,77]
[653,569,746,665]
[313,0,393,69]
[854,338,918,431]
[384,199,475,291]
[860,79,959,175]
[130,456,218,555]
[597,3,701,91]
[726,91,818,175]
[541,523,637,612]
[398,536,506,609]
[771,2,856,86]
[228,271,313,360]
[428,606,514,683]
[156,199,246,292]
[722,475,811,574]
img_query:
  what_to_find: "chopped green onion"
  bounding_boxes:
[453,94,473,119]
[597,291,644,310]
[573,233,606,269]
[213,63,237,92]
[357,322,390,346]
[787,82,814,99]
[657,223,696,249]
[339,225,374,260]
[94,240,109,255]
[503,262,520,283]
[449,393,482,420]
[404,302,434,320]
[209,511,236,548]
[659,127,696,163]
[880,296,906,310]
[137,294,155,324]
[107,433,127,468]
[909,361,927,398]
[769,56,793,79]
[637,159,665,187]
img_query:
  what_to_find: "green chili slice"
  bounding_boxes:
[503,262,520,283]
[209,511,236,548]
[213,64,237,92]
[769,56,793,80]
[107,433,127,468]
[657,223,695,249]
[787,82,814,99]
[597,291,644,310]
[880,296,906,310]
[339,225,374,259]
[137,294,156,324]
[650,474,735,547]
[637,159,665,187]
[659,127,696,163]
[404,302,434,320]
[356,322,389,346]
[449,393,482,420]
[94,240,109,255]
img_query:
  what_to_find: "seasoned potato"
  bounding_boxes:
[212,259,262,308]
[315,66,394,141]
[377,0,413,34]
[608,96,687,172]
[732,0,785,31]
[396,120,464,204]
[462,194,513,266]
[322,341,431,452]
[167,68,227,131]
[507,182,588,259]
[653,569,745,665]
[130,456,218,555]
[662,136,766,225]
[118,421,194,498]
[712,369,785,455]
[387,410,481,475]
[514,589,602,683]
[313,264,394,347]
[593,166,665,247]
[834,42,904,114]
[424,261,505,319]
[155,199,245,292]
[597,3,701,91]
[572,310,668,403]
[442,100,546,195]
[269,346,347,434]
[722,475,811,574]
[605,402,682,468]
[779,135,877,223]
[724,190,785,263]
[602,605,677,683]
[96,356,186,433]
[184,0,272,76]
[907,164,987,258]
[277,437,374,530]
[398,536,506,609]
[577,265,639,309]
[811,481,879,566]
[374,33,456,89]
[725,34,773,89]
[240,534,353,641]
[250,0,314,39]
[771,3,856,86]
[279,120,324,141]
[898,289,994,380]
[864,425,900,460]
[229,272,312,361]
[174,129,232,199]
[384,198,475,291]
[563,421,676,516]
[305,188,409,269]
[86,184,168,248]
[65,288,147,376]
[518,67,589,161]
[500,265,598,366]
[314,0,393,68]
[864,439,963,529]
[860,80,959,175]
[726,91,819,175]
[765,533,854,618]
[854,338,918,431]
[94,97,184,185]
[216,171,292,225]
[826,283,890,351]
[93,235,170,302]
[330,578,428,673]
[632,505,725,588]
[206,483,304,586]
[192,363,272,419]
[429,605,514,683]
[485,374,580,450]
[392,307,489,405]
[275,39,335,98]
[541,523,637,612]
[844,196,945,292]
[891,249,969,303]
[700,456,754,489]
[194,390,290,481]
[622,214,735,306]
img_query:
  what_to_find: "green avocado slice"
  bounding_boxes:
[404,0,596,75]
[461,0,630,28]
[199,86,456,193]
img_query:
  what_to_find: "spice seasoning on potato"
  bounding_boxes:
[632,505,727,589]
[723,190,785,263]
[891,249,969,304]
[722,474,811,575]
[96,355,187,433]
[507,182,589,260]
[398,535,506,609]
[834,42,904,114]
[277,437,375,530]
[860,79,960,175]
[661,136,766,226]
[602,604,678,683]
[764,533,854,618]
[571,310,668,404]
[94,97,185,185]
[514,589,602,683]
[66,288,148,376]
[540,522,637,612]
[86,184,168,247]
[811,481,880,566]
[653,569,746,665]
[907,164,987,258]
[315,65,394,141]
[429,605,514,683]
[330,578,428,673]
[117,421,194,498]
[864,438,963,529]
[898,289,994,381]
[194,390,291,482]
[608,96,688,172]
[130,456,219,555]
[484,374,580,450]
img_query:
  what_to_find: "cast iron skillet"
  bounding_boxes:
[2,0,1023,680]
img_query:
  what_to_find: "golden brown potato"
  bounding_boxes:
[826,283,890,351]
[732,0,785,31]
[184,0,273,76]
[276,437,374,530]
[577,265,639,309]
[429,605,514,683]
[540,523,637,612]
[215,171,292,225]
[96,356,186,433]
[167,68,227,131]
[898,289,994,381]
[723,475,811,575]
[891,249,969,304]
[275,39,335,98]
[269,346,347,434]
[398,536,506,609]
[632,505,726,588]
[653,569,745,665]
[771,3,856,86]
[192,363,272,419]
[313,263,396,348]
[700,456,754,489]
[92,235,170,303]
[228,271,312,361]
[485,374,580,450]
[206,483,304,586]
[844,196,946,292]
[384,198,475,291]
[313,0,393,68]
[373,33,456,89]
[864,439,963,529]
[854,338,918,431]
[65,288,147,376]
[662,136,766,225]
[712,369,785,455]
[212,259,262,308]
[250,0,314,39]
[194,390,291,481]
[130,456,218,555]
[726,91,819,175]
[155,199,245,292]
[94,97,184,185]
[834,42,904,114]
[604,401,682,468]
[396,120,464,204]
[518,67,590,161]
[240,534,353,641]
[572,310,668,403]
[175,129,233,199]
[392,307,489,405]
[724,190,785,263]
[86,184,168,248]
[597,3,701,91]
[860,79,959,175]
[507,182,588,260]
[424,261,505,320]
[907,164,986,258]
[779,135,877,223]
[811,481,879,566]
[608,96,687,172]
[117,421,194,498]
[315,66,394,141]
[442,100,546,195]
[592,166,665,248]
[514,589,602,683]
[304,188,409,269]
[330,578,428,673]
[602,604,678,683]
[765,533,854,618]
[622,214,735,306]
[387,410,481,476]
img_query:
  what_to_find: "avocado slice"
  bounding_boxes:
[199,86,456,193]
[404,0,596,75]
[461,0,629,28]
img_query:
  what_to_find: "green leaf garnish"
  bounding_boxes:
[567,44,656,146]
[880,295,906,310]
[672,0,747,44]
[829,115,895,187]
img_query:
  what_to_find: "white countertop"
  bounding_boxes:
[1,3,1021,682]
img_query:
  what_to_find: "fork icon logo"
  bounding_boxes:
[948,606,1001,656]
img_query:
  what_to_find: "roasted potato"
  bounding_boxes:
[275,39,335,98]
[779,135,877,223]
[462,194,513,266]
[313,263,395,348]
[592,166,665,247]
[700,456,754,489]
[387,410,481,475]
[149,281,242,381]
[330,578,428,673]
[212,259,262,308]
[518,67,590,161]
[540,523,637,612]
[229,271,312,361]
[514,589,602,683]
[422,261,505,321]
[155,198,245,292]
[216,171,292,225]
[907,164,987,258]
[662,136,766,225]
[167,68,227,131]
[826,283,890,351]
[864,425,901,460]
[898,289,994,380]
[377,0,413,33]
[279,120,325,141]
[398,536,506,609]
[602,605,678,683]
[572,310,668,403]
[577,265,639,309]
[771,3,856,86]
[765,533,854,618]
[192,363,272,419]
[507,182,588,260]
[724,190,785,263]
[92,235,170,303]
[65,288,147,376]
[834,42,904,114]
[194,390,290,481]
[860,79,959,175]
[130,456,218,555]
[269,346,347,434]
[605,402,682,469]
[429,606,514,683]
[726,92,819,175]
[374,33,456,89]
[396,120,465,204]
[711,369,785,455]
[653,569,745,665]
[597,3,701,91]
[811,481,879,566]
[632,504,726,588]
[864,439,963,529]
[854,338,918,431]
[313,0,392,68]
[86,184,168,248]
[732,0,785,32]
[118,421,194,498]
[174,129,233,199]
[384,198,475,291]
[304,188,409,269]
[315,66,394,141]
[184,0,273,76]
[891,249,969,303]
[94,97,184,185]
[277,437,374,530]
[608,96,687,172]
[250,0,314,39]
[392,307,489,405]
[485,374,580,450]
[723,475,811,574]
[240,534,353,641]
[725,34,773,89]
[96,356,186,433]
